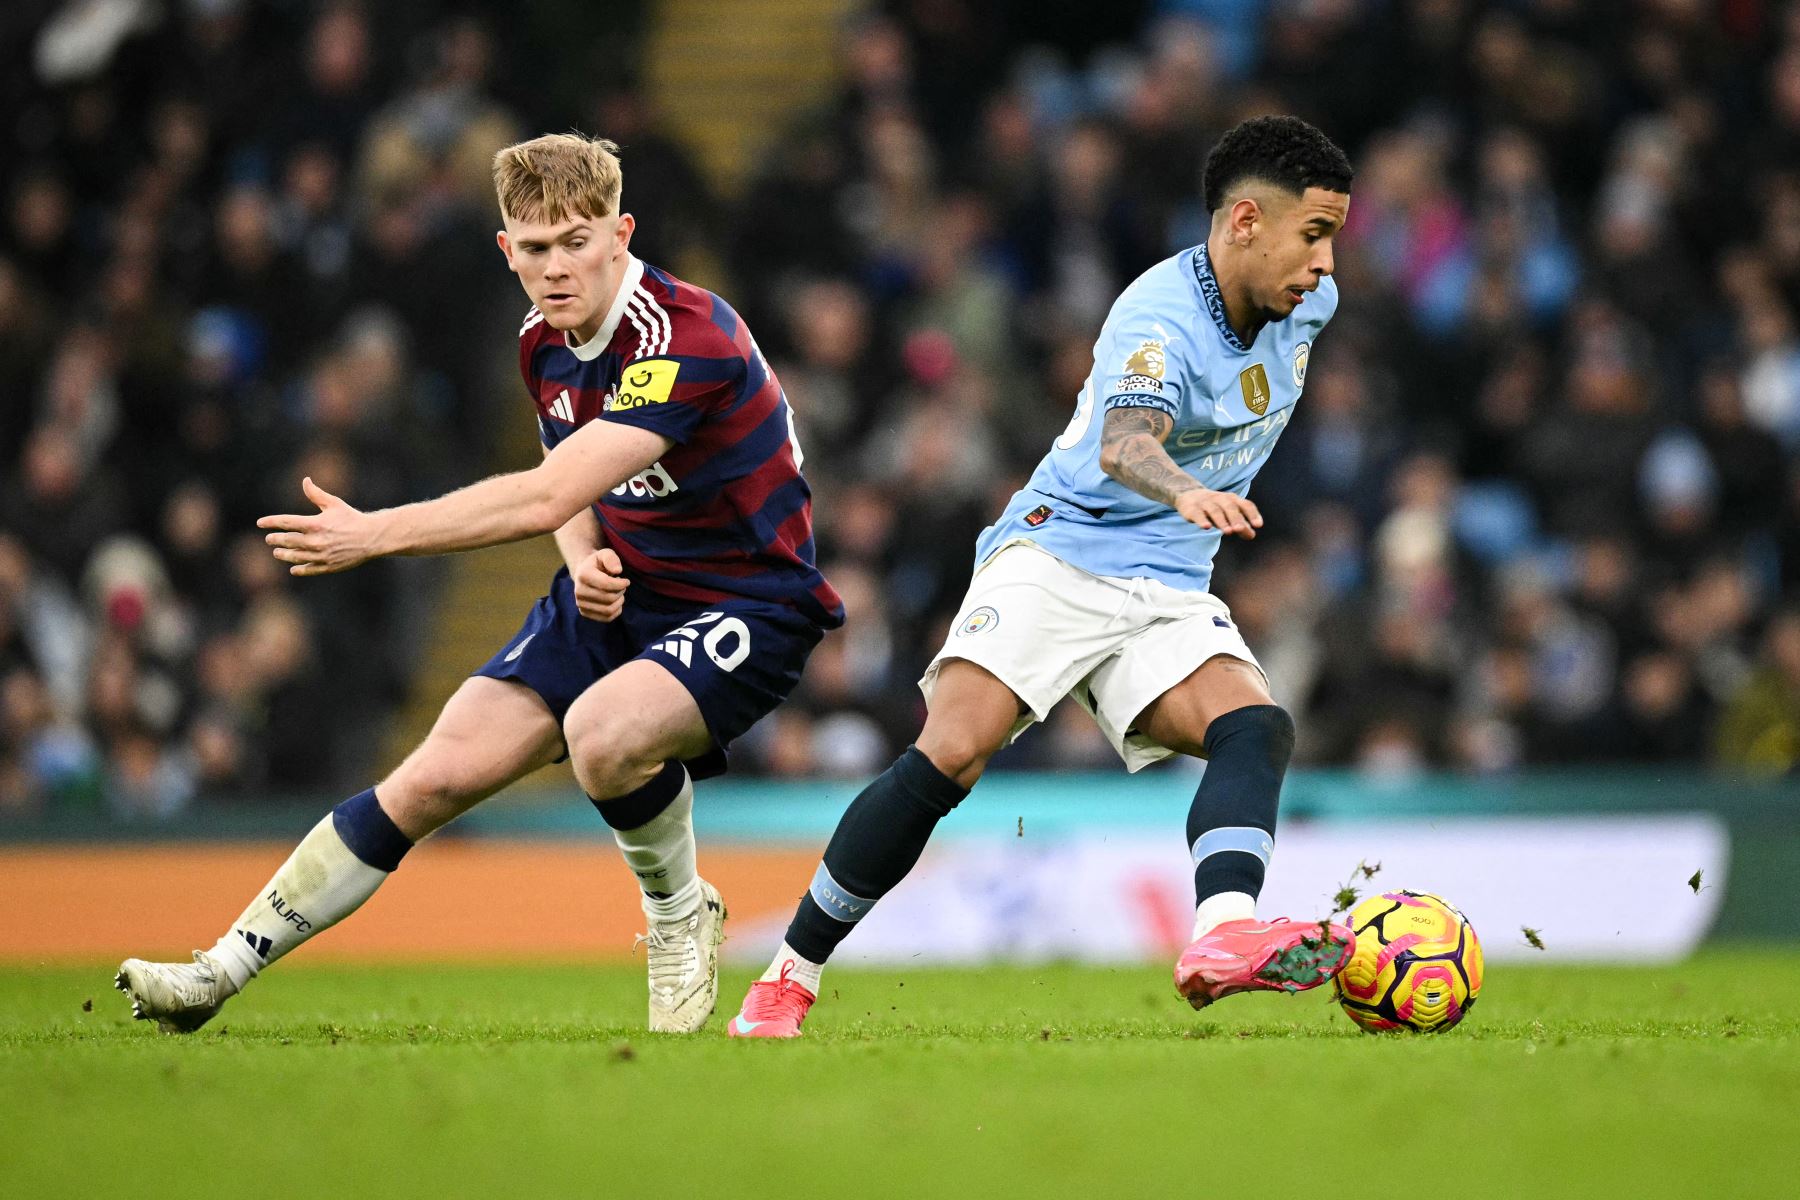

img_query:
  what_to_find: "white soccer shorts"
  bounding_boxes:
[920,539,1267,772]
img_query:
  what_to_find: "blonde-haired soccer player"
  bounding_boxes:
[117,132,842,1034]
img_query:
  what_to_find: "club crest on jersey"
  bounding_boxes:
[1238,363,1271,416]
[957,606,999,637]
[1293,341,1310,389]
[609,358,680,410]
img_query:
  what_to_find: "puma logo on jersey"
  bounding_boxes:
[612,461,680,499]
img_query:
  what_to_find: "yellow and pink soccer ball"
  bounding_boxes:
[1333,890,1483,1033]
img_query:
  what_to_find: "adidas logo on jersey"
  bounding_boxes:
[612,461,680,499]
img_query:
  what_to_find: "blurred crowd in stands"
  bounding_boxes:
[4,0,1800,819]
[0,0,595,815]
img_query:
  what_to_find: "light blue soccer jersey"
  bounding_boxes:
[977,241,1338,592]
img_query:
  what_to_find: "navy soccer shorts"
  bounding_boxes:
[473,567,824,779]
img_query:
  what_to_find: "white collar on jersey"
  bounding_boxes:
[564,254,645,361]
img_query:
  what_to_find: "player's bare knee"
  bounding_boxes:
[573,754,661,803]
[563,723,613,794]
[915,724,1005,788]
[565,718,661,801]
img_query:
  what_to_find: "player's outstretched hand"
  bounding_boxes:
[259,477,380,576]
[1175,488,1262,539]
[572,548,630,622]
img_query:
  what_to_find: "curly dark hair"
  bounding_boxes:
[1201,115,1353,213]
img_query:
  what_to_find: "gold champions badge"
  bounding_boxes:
[1238,363,1270,416]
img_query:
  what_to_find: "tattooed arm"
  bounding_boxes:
[1097,406,1193,506]
[1098,405,1263,538]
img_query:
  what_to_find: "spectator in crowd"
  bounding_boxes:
[1715,609,1800,775]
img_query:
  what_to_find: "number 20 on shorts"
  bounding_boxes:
[656,612,751,671]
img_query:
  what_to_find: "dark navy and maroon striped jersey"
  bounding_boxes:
[520,256,843,628]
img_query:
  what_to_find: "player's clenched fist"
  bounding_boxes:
[572,548,629,621]
[1175,488,1262,539]
[259,477,380,575]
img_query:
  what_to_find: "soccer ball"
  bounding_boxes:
[1333,890,1483,1033]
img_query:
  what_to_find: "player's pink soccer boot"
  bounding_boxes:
[1174,917,1355,1009]
[727,962,817,1039]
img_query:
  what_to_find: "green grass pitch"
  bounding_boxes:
[3,952,1796,1199]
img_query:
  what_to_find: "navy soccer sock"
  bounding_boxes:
[589,760,688,833]
[782,747,969,964]
[1186,705,1294,909]
[332,787,415,872]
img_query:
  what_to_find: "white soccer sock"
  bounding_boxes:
[613,769,699,921]
[205,815,391,992]
[760,942,824,992]
[1192,890,1257,941]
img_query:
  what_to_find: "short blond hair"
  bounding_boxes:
[492,132,622,224]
